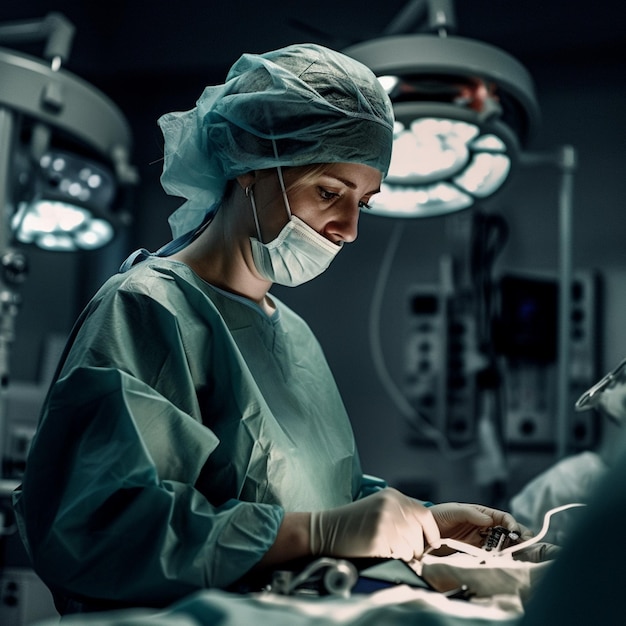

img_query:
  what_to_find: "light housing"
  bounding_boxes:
[12,149,118,251]
[344,35,540,217]
[0,13,137,252]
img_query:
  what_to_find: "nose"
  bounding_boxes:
[326,205,360,244]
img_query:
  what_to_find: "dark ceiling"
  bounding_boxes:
[1,1,623,83]
[1,1,623,201]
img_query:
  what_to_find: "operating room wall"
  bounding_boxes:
[7,56,626,506]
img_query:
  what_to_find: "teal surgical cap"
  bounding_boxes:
[158,43,395,238]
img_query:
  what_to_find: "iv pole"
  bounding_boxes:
[520,145,577,460]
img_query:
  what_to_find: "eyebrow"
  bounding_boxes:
[326,175,381,196]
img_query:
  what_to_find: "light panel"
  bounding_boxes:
[0,14,137,251]
[11,150,118,251]
[344,34,540,217]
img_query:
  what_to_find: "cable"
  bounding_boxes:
[368,221,475,460]
[469,210,510,504]
[470,210,509,351]
[498,503,586,558]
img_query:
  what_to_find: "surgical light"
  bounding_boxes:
[0,12,137,253]
[12,150,117,250]
[344,33,540,217]
[0,12,137,476]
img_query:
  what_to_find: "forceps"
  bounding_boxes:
[417,502,587,563]
[575,358,626,412]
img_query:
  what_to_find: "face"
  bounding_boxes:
[246,163,382,244]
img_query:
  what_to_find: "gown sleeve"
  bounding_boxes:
[12,272,284,608]
[357,474,388,498]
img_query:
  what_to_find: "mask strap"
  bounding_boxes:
[272,138,292,218]
[246,184,263,242]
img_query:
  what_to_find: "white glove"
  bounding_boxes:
[309,488,441,562]
[429,502,531,547]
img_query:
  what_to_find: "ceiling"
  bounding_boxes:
[1,0,623,85]
[1,0,622,187]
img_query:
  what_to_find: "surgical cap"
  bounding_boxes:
[158,43,395,238]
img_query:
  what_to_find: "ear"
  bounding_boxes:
[236,172,256,190]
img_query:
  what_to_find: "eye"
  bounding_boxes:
[358,200,372,210]
[318,187,340,202]
[317,187,341,202]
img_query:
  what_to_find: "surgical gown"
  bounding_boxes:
[13,259,368,608]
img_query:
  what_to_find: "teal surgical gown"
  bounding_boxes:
[13,259,370,608]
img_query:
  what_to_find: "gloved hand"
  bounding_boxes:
[429,502,532,548]
[309,488,441,562]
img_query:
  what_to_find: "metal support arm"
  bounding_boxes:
[520,146,577,459]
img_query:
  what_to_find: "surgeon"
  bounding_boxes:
[13,43,526,613]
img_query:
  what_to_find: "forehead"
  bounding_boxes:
[288,162,382,189]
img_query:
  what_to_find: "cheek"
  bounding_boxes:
[290,205,326,233]
[286,191,322,225]
[256,195,291,241]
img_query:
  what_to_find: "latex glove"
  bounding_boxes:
[310,488,441,562]
[430,502,531,548]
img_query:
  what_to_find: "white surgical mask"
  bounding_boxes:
[248,168,342,286]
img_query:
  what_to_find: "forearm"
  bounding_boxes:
[256,511,312,568]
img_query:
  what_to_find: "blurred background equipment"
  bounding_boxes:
[0,12,136,624]
[345,0,599,507]
[0,10,137,476]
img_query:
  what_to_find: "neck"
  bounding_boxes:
[169,203,274,313]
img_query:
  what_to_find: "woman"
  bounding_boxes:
[13,43,523,612]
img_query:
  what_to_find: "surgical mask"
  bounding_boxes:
[248,168,342,286]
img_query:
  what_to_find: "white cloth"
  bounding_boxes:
[509,451,607,544]
[32,586,524,626]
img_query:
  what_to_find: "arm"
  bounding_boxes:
[291,491,530,565]
[14,367,284,607]
[256,511,312,568]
